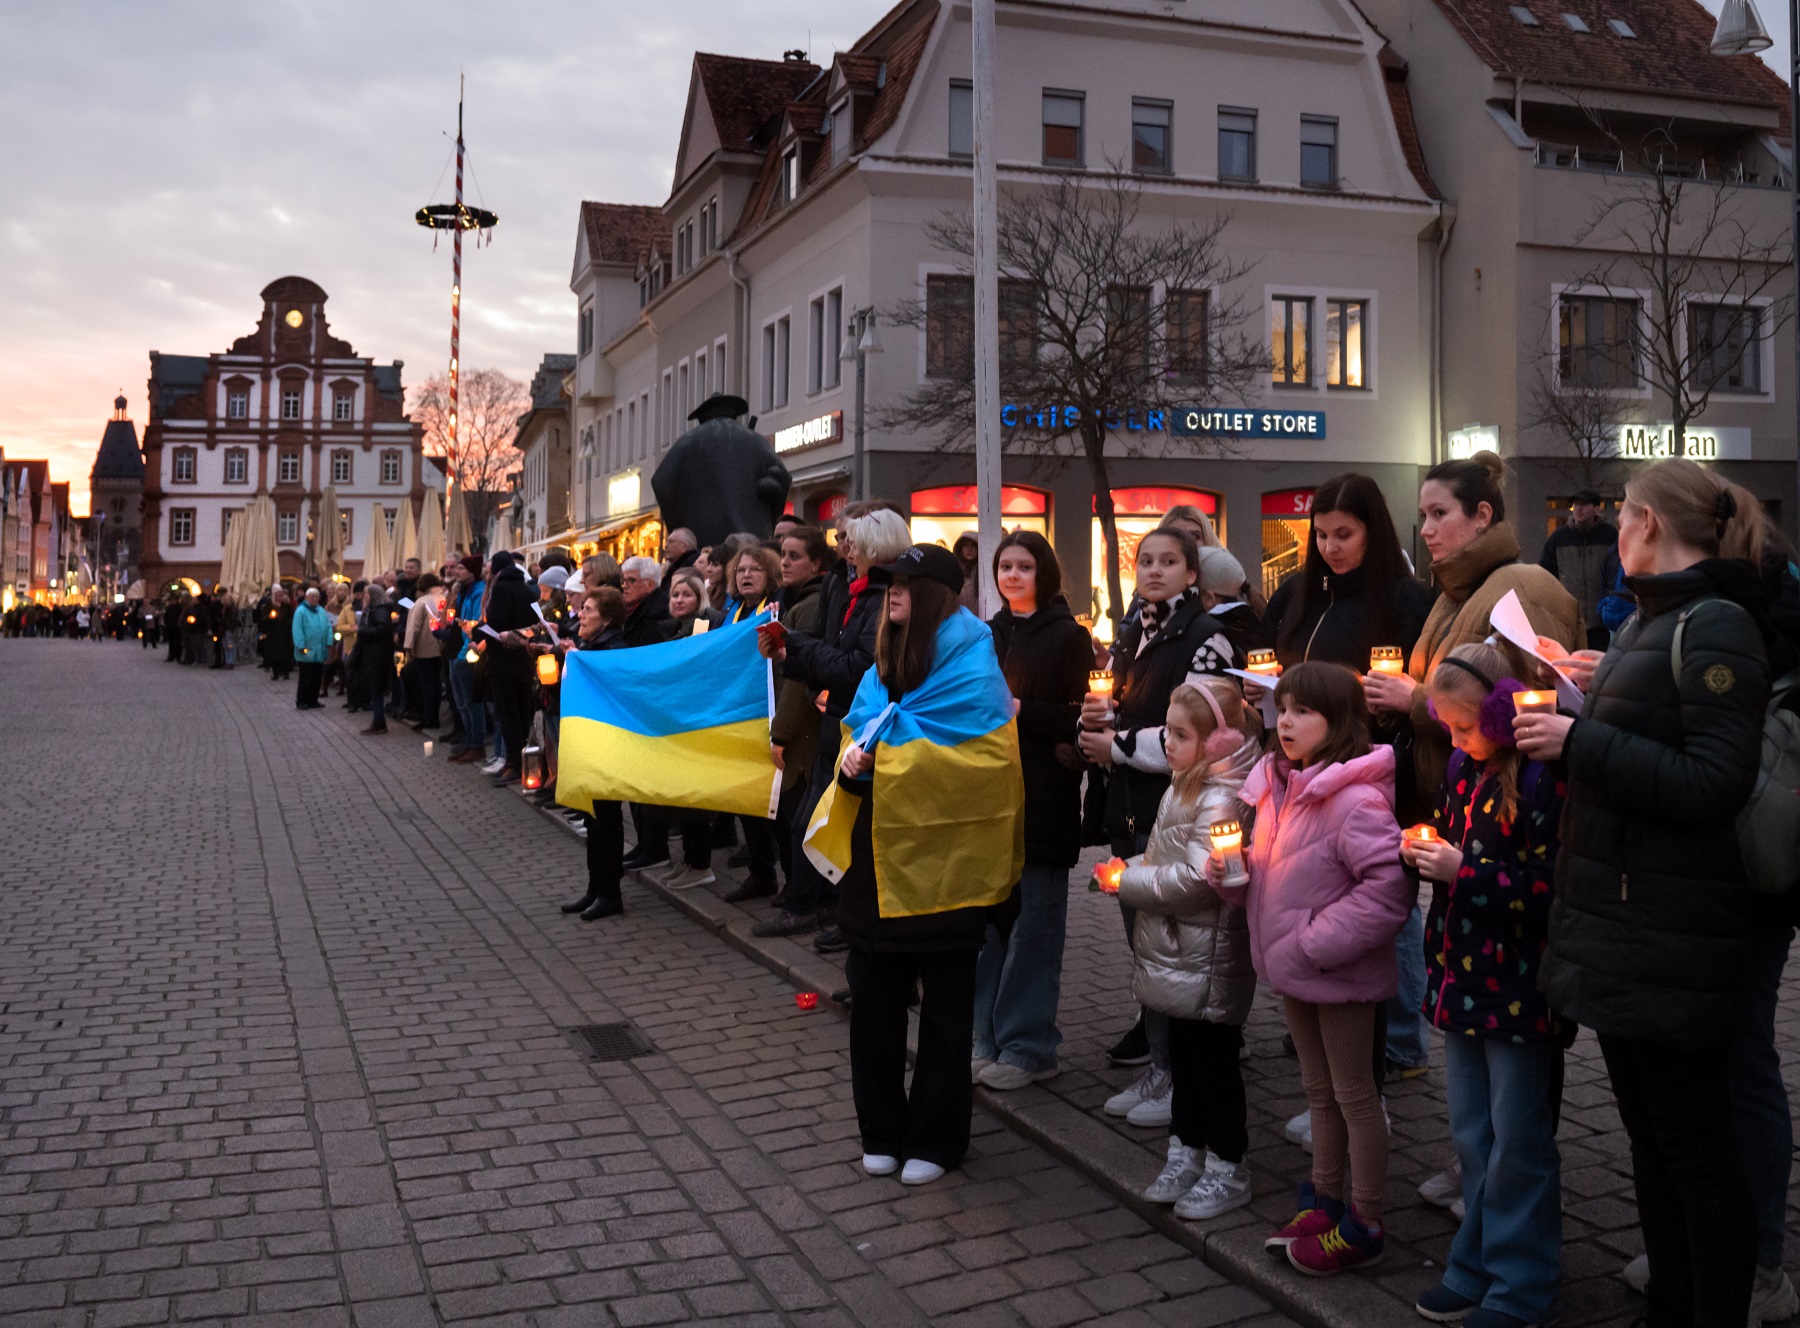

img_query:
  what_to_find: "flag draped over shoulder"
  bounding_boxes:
[557,611,779,819]
[804,608,1024,919]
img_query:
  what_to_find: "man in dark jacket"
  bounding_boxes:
[483,552,539,783]
[1539,490,1617,650]
[619,557,674,648]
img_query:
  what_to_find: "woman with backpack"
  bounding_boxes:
[1525,457,1774,1328]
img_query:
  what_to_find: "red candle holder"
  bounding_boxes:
[794,991,819,1011]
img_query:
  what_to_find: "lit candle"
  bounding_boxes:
[1369,646,1405,676]
[1402,823,1441,849]
[1246,649,1281,678]
[1209,821,1249,889]
[1513,690,1556,716]
[522,769,542,791]
[422,740,434,757]
[1087,670,1114,699]
[464,646,480,665]
[794,991,819,1011]
[1091,858,1125,894]
[536,654,560,685]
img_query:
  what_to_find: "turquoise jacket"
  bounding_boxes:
[292,602,334,663]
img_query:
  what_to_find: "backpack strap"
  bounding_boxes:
[1668,598,1752,685]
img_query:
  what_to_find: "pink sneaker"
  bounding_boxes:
[1263,1182,1344,1254]
[1286,1208,1384,1276]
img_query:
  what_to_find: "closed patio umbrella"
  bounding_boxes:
[445,484,473,557]
[417,490,445,570]
[363,501,392,583]
[393,498,419,567]
[318,486,344,579]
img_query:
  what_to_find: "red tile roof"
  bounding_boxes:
[693,53,821,153]
[1430,0,1790,115]
[858,15,932,147]
[580,202,667,266]
[1380,46,1441,198]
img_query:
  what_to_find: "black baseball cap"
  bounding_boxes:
[1572,489,1602,506]
[868,543,965,594]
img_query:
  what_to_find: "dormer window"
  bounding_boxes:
[1608,17,1637,36]
[783,148,801,203]
[1561,12,1590,31]
[832,98,852,162]
[1509,4,1541,23]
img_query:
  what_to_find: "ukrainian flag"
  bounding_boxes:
[557,611,779,819]
[804,608,1024,919]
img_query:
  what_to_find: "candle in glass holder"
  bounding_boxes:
[464,646,480,665]
[1402,824,1441,850]
[794,991,820,1011]
[1246,649,1281,679]
[1209,821,1250,889]
[1369,646,1405,676]
[422,740,434,757]
[1512,690,1556,716]
[1087,670,1114,699]
[536,653,560,686]
[1092,858,1124,894]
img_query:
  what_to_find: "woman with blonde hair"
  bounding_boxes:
[1526,457,1776,1328]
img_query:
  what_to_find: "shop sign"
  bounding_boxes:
[1092,486,1218,517]
[1002,403,1325,438]
[1605,424,1751,462]
[1448,425,1499,459]
[607,468,641,517]
[773,411,843,455]
[1262,489,1316,517]
[911,484,1048,517]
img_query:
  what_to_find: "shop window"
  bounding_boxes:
[810,491,849,530]
[1260,488,1316,600]
[1090,486,1221,642]
[910,485,1049,552]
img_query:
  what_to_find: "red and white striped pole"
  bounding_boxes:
[447,83,464,515]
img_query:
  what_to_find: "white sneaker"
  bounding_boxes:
[480,757,505,774]
[1141,1136,1202,1204]
[900,1159,945,1186]
[1620,1254,1648,1293]
[1104,1065,1163,1118]
[1750,1265,1799,1324]
[1284,1109,1313,1154]
[972,1055,994,1078]
[1418,1159,1462,1208]
[978,1061,1058,1091]
[862,1153,898,1176]
[1174,1153,1252,1220]
[1449,1196,1465,1221]
[1125,1070,1174,1127]
[659,866,717,890]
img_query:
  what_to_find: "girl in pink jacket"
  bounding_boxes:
[1209,661,1410,1276]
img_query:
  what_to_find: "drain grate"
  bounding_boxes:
[566,1023,656,1062]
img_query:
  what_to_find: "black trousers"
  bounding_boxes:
[1168,1017,1248,1163]
[584,801,624,908]
[490,667,533,771]
[785,738,843,914]
[738,814,779,884]
[296,662,323,709]
[414,658,442,729]
[1599,1032,1755,1328]
[775,779,807,882]
[845,947,978,1169]
[630,803,712,868]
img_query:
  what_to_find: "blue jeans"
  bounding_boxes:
[450,657,486,755]
[1385,901,1428,1069]
[1732,923,1794,1270]
[973,864,1069,1073]
[1443,1034,1562,1323]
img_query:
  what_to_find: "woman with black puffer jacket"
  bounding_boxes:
[1522,458,1773,1328]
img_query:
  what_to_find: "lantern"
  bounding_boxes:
[1209,821,1250,889]
[1369,646,1405,676]
[520,743,545,791]
[535,653,560,686]
[1246,649,1281,678]
[1512,690,1556,716]
[1402,824,1441,850]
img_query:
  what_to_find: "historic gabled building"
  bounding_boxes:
[89,394,145,598]
[509,353,577,560]
[140,276,431,594]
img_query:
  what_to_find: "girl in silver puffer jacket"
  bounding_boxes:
[1100,680,1261,1221]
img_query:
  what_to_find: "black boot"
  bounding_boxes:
[580,895,623,921]
[561,890,600,915]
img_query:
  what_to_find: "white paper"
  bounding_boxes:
[478,624,504,641]
[397,597,415,610]
[1223,668,1280,730]
[1488,590,1585,711]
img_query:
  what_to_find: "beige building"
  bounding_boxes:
[506,353,576,562]
[1362,0,1796,546]
[572,0,1446,624]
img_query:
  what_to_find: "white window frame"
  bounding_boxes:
[332,390,354,422]
[1258,284,1380,397]
[379,450,403,484]
[1549,282,1654,399]
[172,447,197,483]
[224,448,248,485]
[807,283,845,395]
[226,387,249,420]
[276,511,299,545]
[278,451,301,484]
[331,450,354,484]
[170,508,195,547]
[280,385,303,421]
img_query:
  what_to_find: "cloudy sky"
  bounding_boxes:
[0,0,1783,513]
[0,0,871,513]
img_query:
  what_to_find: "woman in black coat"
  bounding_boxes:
[1523,459,1773,1328]
[973,532,1091,1091]
[356,584,402,734]
[558,586,630,922]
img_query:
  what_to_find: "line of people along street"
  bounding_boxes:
[108,450,1800,1328]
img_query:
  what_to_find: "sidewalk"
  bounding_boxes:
[555,806,1800,1328]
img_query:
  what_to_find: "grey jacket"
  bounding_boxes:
[1116,734,1260,1025]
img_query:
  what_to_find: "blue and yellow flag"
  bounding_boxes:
[557,613,779,819]
[804,608,1024,918]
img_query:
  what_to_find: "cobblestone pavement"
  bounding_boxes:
[0,639,1299,1328]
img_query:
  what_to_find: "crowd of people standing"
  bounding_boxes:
[105,450,1800,1328]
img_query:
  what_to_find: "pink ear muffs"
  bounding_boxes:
[1193,683,1243,762]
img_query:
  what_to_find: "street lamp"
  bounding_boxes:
[839,308,883,501]
[1710,0,1799,536]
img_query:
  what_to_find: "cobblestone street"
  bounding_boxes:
[0,640,1299,1328]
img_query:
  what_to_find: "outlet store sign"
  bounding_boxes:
[1002,403,1326,439]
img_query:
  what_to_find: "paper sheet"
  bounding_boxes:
[1223,669,1280,730]
[396,597,415,610]
[1488,590,1585,712]
[478,624,503,641]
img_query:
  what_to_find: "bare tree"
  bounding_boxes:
[881,169,1265,628]
[1523,354,1632,494]
[410,368,530,535]
[1562,120,1793,456]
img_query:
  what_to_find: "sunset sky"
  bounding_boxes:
[0,0,1782,515]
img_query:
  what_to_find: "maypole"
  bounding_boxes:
[416,75,497,546]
